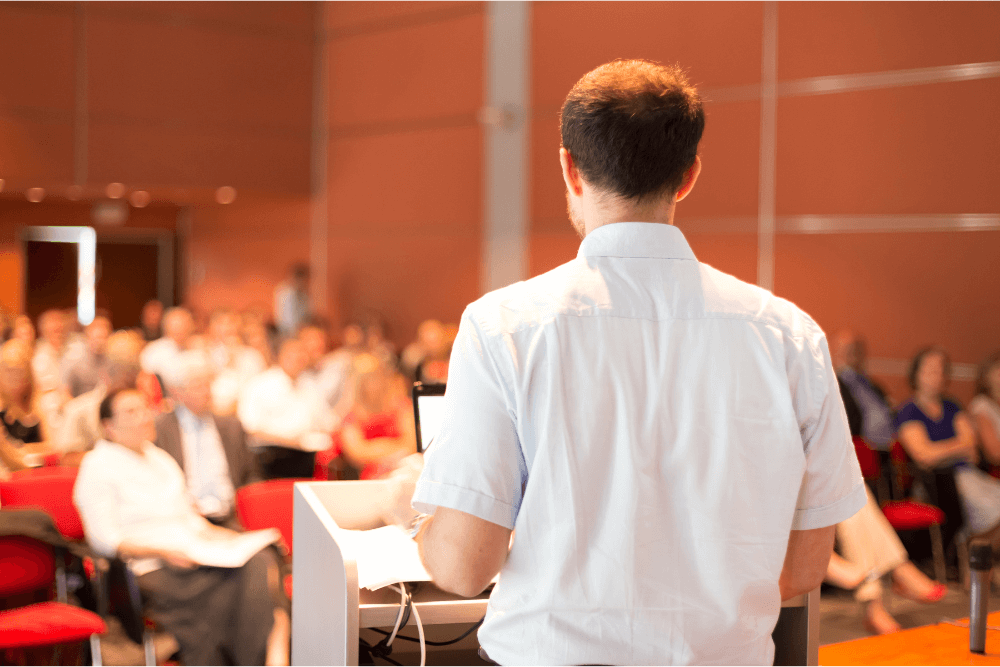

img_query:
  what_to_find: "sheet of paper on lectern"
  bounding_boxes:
[332,525,432,590]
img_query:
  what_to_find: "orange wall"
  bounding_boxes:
[322,2,485,343]
[0,1,313,195]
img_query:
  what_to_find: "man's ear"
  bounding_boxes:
[560,148,584,196]
[674,155,702,203]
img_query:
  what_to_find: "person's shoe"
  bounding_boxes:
[892,580,947,603]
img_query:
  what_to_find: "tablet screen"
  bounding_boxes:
[413,383,446,453]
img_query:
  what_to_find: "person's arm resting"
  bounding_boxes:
[779,526,835,600]
[416,507,512,598]
[898,420,975,469]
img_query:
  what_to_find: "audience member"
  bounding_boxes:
[32,309,70,394]
[970,351,1000,468]
[825,489,946,634]
[338,353,416,480]
[157,351,255,525]
[140,307,194,380]
[274,263,310,337]
[896,347,1000,556]
[205,309,266,415]
[241,311,275,368]
[62,315,112,398]
[73,389,289,665]
[298,322,351,418]
[55,330,145,465]
[238,338,333,479]
[139,299,164,342]
[11,314,35,346]
[835,332,896,453]
[0,339,53,476]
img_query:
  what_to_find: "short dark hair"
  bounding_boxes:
[560,59,705,202]
[99,389,125,422]
[908,346,951,391]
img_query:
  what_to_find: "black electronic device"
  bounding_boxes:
[412,382,446,453]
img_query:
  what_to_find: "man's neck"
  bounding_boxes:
[582,197,676,237]
[113,438,146,455]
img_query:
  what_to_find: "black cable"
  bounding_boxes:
[360,637,403,666]
[369,615,485,646]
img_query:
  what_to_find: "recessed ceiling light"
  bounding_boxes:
[215,186,237,205]
[106,182,126,199]
[130,190,151,208]
[26,187,45,203]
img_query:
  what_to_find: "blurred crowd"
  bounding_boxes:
[0,301,458,483]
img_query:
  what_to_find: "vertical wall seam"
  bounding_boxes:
[757,1,778,292]
[73,1,88,186]
[481,0,530,295]
[310,2,330,317]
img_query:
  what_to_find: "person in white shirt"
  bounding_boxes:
[407,60,866,665]
[139,307,194,381]
[73,389,289,666]
[32,309,73,435]
[204,309,267,415]
[297,322,351,418]
[238,338,333,479]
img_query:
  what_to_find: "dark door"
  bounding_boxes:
[24,241,78,323]
[95,242,160,329]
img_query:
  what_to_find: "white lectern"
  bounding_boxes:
[292,481,818,666]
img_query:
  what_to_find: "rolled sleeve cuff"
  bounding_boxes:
[412,480,518,530]
[791,482,867,530]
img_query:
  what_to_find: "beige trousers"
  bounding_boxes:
[837,487,909,602]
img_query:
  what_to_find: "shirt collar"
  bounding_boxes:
[577,222,698,261]
[175,404,209,430]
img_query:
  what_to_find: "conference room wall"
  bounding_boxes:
[321,2,485,342]
[771,3,1000,404]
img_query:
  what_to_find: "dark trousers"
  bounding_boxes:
[138,550,279,666]
[255,445,316,480]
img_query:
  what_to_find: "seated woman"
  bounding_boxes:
[338,353,416,480]
[0,339,55,477]
[825,488,946,634]
[896,347,1000,556]
[970,352,1000,473]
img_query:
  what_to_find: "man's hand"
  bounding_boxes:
[380,453,424,528]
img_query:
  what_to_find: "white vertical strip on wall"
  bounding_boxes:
[73,2,88,186]
[756,2,778,292]
[310,3,330,316]
[480,1,530,295]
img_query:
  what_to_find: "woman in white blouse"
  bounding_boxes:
[970,352,1000,466]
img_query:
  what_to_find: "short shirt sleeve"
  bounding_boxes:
[411,308,527,529]
[894,401,923,432]
[788,324,867,530]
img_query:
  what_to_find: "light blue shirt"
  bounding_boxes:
[174,405,235,519]
[413,222,865,665]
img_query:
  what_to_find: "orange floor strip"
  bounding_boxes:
[820,612,1000,665]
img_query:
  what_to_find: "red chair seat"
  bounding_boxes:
[881,500,946,531]
[0,467,84,541]
[0,601,106,649]
[0,535,56,597]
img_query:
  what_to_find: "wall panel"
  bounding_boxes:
[778,2,1000,81]
[776,79,1000,216]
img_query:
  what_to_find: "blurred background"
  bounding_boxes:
[0,0,997,402]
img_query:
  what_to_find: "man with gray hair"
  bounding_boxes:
[155,350,255,526]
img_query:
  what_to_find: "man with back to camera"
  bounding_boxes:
[406,60,866,665]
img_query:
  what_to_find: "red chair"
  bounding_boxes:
[236,479,304,599]
[0,535,105,664]
[2,467,84,541]
[879,440,950,583]
[853,436,881,481]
